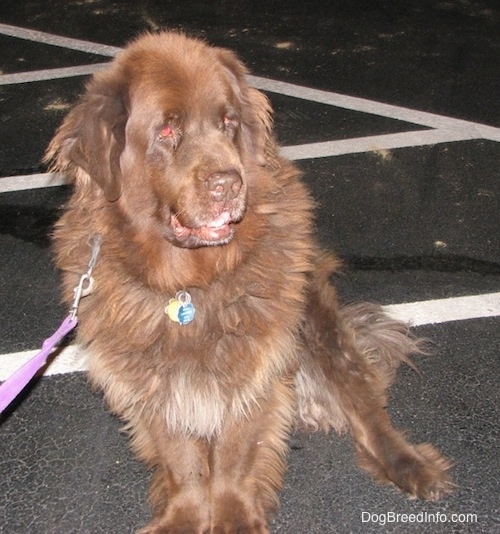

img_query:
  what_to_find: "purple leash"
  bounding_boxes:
[0,316,78,413]
[0,235,101,415]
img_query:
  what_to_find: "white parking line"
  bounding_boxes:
[383,292,500,327]
[0,22,120,56]
[0,345,88,380]
[0,173,67,192]
[279,128,481,160]
[1,292,498,380]
[0,63,110,85]
[248,75,500,141]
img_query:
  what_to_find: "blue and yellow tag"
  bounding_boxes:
[165,291,195,325]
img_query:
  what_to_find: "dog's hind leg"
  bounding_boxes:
[296,255,453,500]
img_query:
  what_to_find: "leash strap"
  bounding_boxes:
[0,235,101,415]
[0,316,78,414]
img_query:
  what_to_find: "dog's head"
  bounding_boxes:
[46,32,275,248]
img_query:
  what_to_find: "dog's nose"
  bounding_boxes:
[206,171,242,202]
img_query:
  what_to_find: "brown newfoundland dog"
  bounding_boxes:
[46,32,452,533]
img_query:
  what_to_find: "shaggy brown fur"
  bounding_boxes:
[46,32,453,533]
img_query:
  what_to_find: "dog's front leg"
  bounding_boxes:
[136,376,293,534]
[208,378,295,533]
[136,429,211,534]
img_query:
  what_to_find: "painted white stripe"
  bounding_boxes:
[248,75,500,142]
[0,173,68,193]
[0,292,498,380]
[0,345,88,381]
[0,63,109,85]
[280,128,478,160]
[0,23,121,57]
[383,292,500,327]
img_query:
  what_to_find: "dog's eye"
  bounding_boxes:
[222,116,239,137]
[159,125,173,137]
[158,124,179,149]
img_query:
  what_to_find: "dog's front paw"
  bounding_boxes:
[211,491,270,534]
[137,502,210,534]
[137,519,209,534]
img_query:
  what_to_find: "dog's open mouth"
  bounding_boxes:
[170,211,235,247]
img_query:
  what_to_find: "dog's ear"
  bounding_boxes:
[216,49,277,167]
[242,87,278,167]
[44,74,127,201]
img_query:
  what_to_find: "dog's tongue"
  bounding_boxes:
[171,211,234,245]
[206,211,231,228]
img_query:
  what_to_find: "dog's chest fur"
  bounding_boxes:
[84,256,306,438]
[71,194,311,437]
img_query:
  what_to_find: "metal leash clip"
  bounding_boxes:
[69,235,101,320]
[69,274,95,319]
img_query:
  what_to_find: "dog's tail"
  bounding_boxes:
[340,302,427,389]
